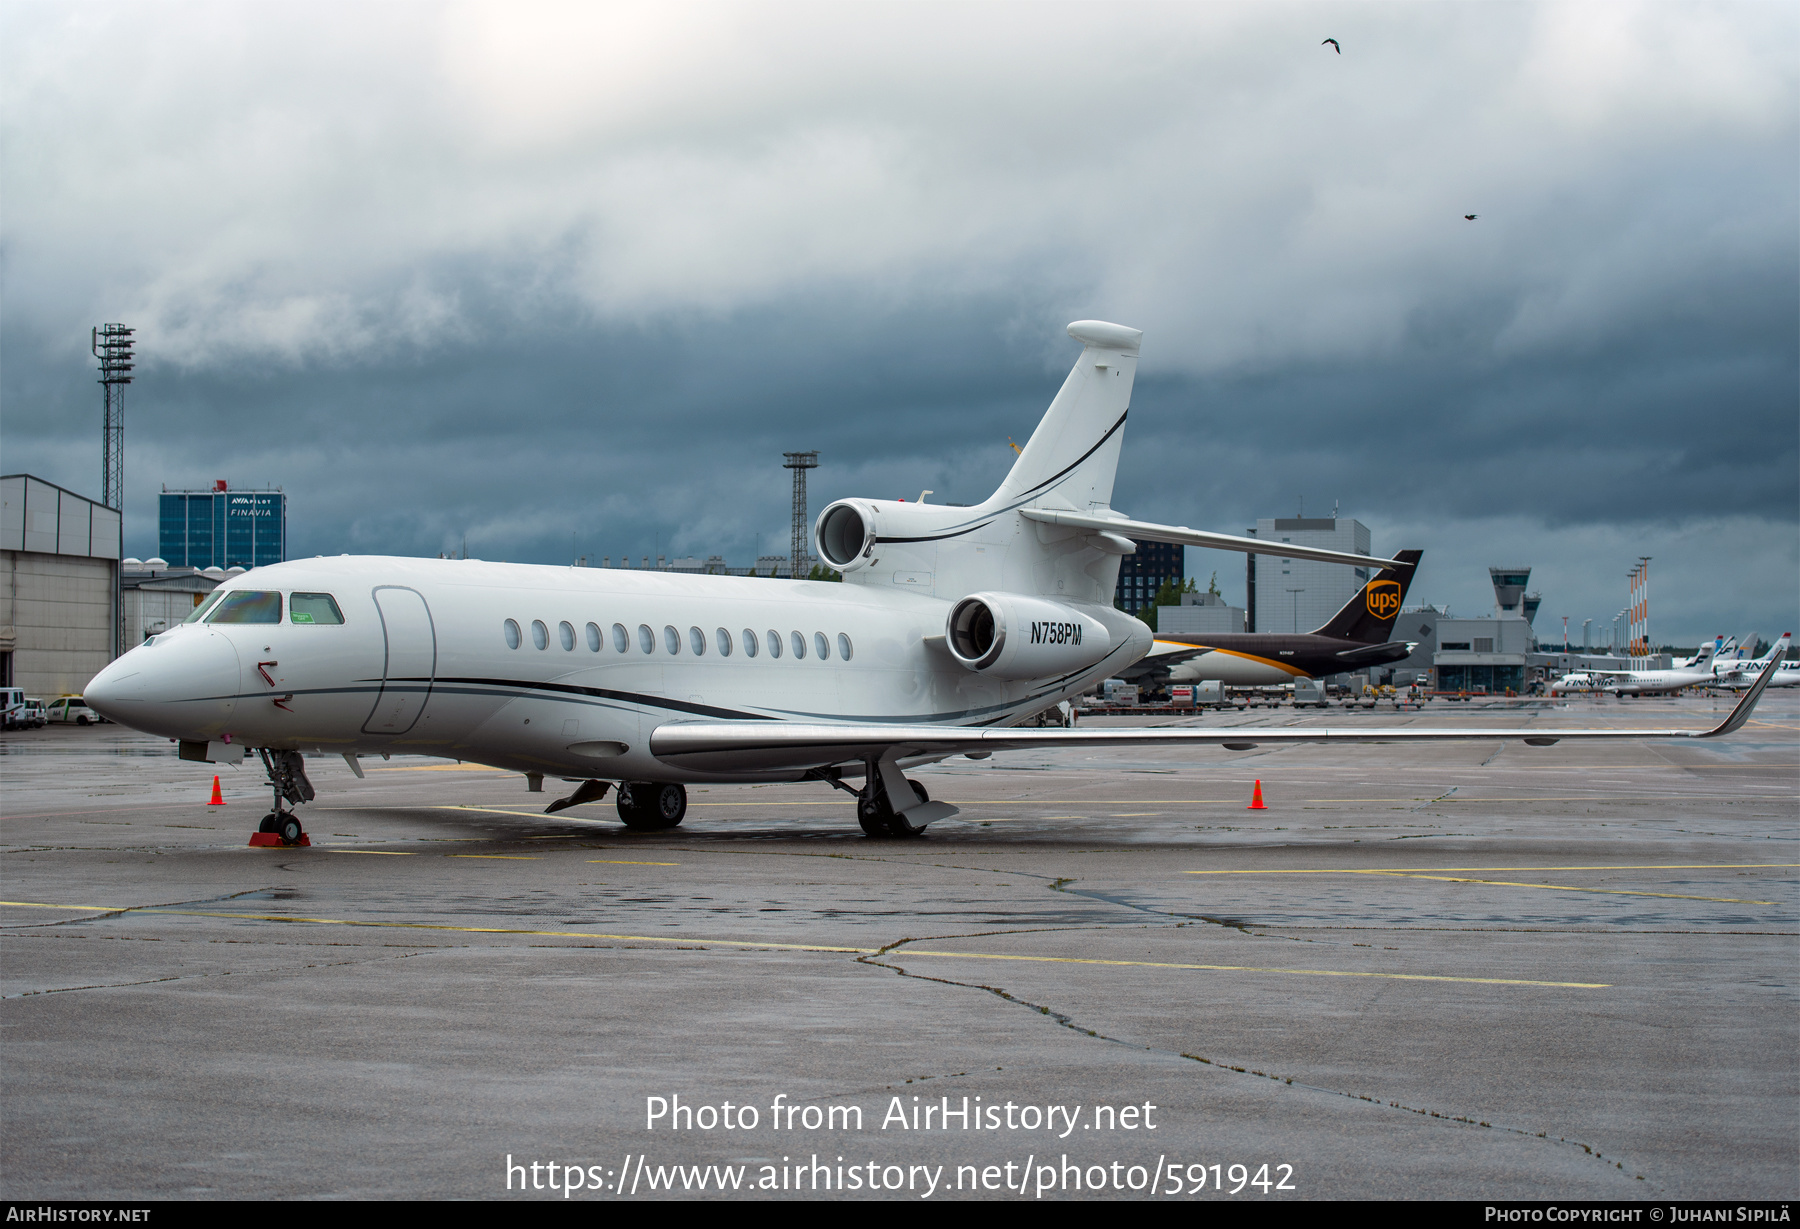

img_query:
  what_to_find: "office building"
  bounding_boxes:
[1115,541,1184,616]
[158,482,286,571]
[1245,518,1371,633]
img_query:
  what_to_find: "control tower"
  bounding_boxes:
[1489,566,1531,617]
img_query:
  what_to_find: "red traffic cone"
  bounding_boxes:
[208,775,225,806]
[1247,780,1266,810]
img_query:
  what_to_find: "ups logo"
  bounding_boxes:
[1365,580,1402,620]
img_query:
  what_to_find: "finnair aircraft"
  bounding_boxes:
[1551,644,1722,698]
[1717,634,1798,690]
[82,321,1778,845]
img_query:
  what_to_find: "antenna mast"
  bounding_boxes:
[783,451,819,579]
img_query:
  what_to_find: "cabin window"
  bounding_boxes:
[664,625,680,655]
[183,590,227,624]
[689,626,706,656]
[504,619,521,649]
[766,630,782,659]
[743,629,759,658]
[613,623,629,653]
[531,620,549,650]
[586,622,602,652]
[559,621,576,651]
[838,633,853,662]
[289,593,344,625]
[814,632,830,660]
[208,590,282,624]
[716,628,732,657]
[791,631,807,660]
[637,624,654,654]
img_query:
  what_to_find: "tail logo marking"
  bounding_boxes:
[1030,621,1083,646]
[1366,580,1402,620]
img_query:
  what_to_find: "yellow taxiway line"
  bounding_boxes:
[1183,863,1796,907]
[0,901,1607,987]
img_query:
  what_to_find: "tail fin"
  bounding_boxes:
[1757,632,1791,664]
[1314,549,1424,642]
[989,321,1141,511]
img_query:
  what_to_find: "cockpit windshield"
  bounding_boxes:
[207,590,283,624]
[182,590,226,624]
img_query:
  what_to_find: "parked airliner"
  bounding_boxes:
[1717,634,1797,690]
[1551,644,1723,697]
[83,321,1778,843]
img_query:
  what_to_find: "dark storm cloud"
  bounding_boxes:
[2,1,1794,643]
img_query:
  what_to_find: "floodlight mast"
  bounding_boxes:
[92,324,134,511]
[93,323,134,661]
[783,450,819,580]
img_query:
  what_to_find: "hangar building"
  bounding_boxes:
[0,475,121,696]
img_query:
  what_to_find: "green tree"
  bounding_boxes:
[806,563,842,582]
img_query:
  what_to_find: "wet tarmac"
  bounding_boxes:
[2,693,1795,1199]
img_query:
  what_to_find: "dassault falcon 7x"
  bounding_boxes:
[83,321,1778,844]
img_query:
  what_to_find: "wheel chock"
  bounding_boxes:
[247,832,311,848]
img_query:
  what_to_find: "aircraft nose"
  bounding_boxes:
[85,630,240,737]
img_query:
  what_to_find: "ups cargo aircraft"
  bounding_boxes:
[1124,551,1424,689]
[82,321,1779,843]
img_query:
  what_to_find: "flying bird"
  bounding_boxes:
[1323,38,1340,53]
[1464,214,1478,221]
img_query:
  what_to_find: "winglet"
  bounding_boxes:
[1697,650,1780,738]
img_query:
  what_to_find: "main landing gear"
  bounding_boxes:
[616,782,687,831]
[248,749,315,847]
[856,773,932,838]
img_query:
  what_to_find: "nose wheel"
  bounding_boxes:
[247,749,315,847]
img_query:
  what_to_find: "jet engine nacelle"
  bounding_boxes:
[945,592,1112,681]
[818,498,964,575]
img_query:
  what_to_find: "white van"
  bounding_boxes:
[0,687,24,729]
[45,696,100,725]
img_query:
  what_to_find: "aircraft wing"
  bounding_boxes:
[1145,639,1216,664]
[651,655,1777,775]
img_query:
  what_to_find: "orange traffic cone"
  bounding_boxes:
[1247,780,1266,810]
[208,775,225,806]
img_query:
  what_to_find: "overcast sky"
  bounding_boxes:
[3,1,1794,646]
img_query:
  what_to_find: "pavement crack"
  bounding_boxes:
[863,939,1651,1189]
[2,949,427,999]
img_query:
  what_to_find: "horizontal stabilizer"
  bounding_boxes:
[1018,508,1398,571]
[1334,641,1417,667]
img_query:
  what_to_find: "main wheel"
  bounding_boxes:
[618,782,685,830]
[278,814,304,845]
[258,813,280,834]
[858,780,930,838]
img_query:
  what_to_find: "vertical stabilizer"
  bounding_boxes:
[989,321,1142,511]
[1315,550,1424,643]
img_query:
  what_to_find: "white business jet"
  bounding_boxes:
[83,321,1779,844]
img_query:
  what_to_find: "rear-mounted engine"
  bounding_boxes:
[945,592,1112,681]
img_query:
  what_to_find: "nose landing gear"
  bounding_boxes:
[247,749,316,848]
